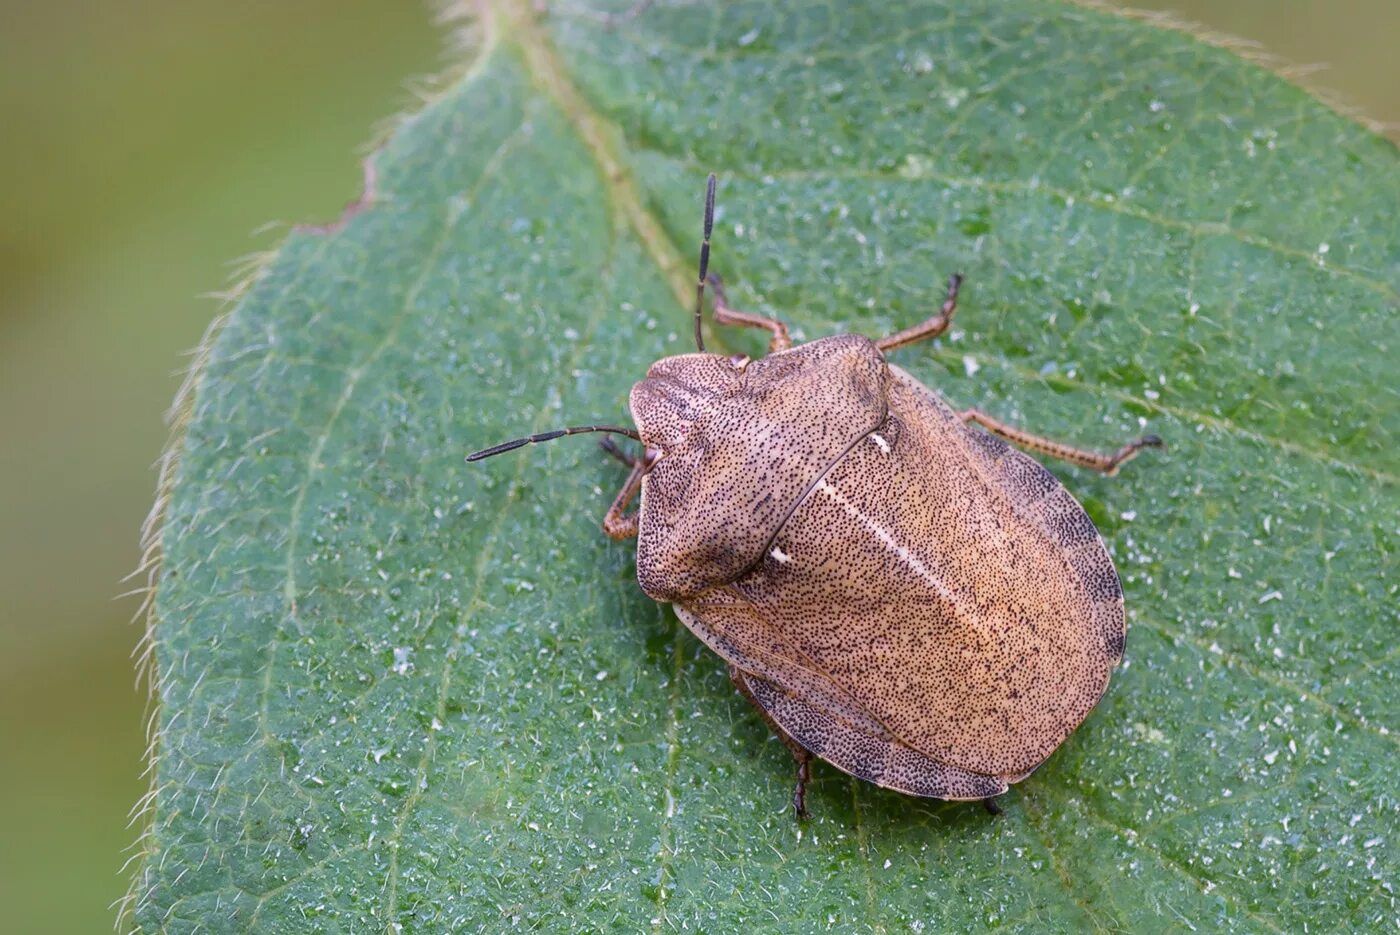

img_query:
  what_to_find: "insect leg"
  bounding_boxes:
[875,273,963,352]
[708,272,793,353]
[598,436,639,468]
[602,458,645,540]
[982,795,1003,816]
[958,408,1163,476]
[728,664,814,819]
[793,755,812,820]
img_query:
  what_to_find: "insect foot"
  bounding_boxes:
[468,173,1161,818]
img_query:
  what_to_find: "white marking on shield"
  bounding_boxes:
[817,480,955,603]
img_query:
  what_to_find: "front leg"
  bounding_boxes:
[599,435,639,468]
[708,273,792,354]
[602,458,644,540]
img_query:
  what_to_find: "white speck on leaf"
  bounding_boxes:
[898,153,933,177]
[1133,722,1168,744]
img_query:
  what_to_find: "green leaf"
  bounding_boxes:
[129,1,1399,930]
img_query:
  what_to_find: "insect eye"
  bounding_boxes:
[729,354,750,369]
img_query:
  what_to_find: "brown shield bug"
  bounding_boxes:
[468,175,1161,818]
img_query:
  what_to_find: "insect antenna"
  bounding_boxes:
[693,172,717,352]
[465,425,642,462]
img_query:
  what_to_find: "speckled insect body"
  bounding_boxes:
[469,175,1160,817]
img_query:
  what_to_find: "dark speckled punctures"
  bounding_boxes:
[631,338,1124,800]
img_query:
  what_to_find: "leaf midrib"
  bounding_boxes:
[490,0,695,311]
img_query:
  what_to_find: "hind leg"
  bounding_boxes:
[959,408,1163,476]
[728,665,814,819]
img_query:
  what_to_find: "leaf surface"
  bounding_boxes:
[133,1,1399,931]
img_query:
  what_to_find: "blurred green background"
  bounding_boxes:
[0,1,1392,930]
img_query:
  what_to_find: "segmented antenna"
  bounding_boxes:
[465,425,641,462]
[693,173,717,352]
